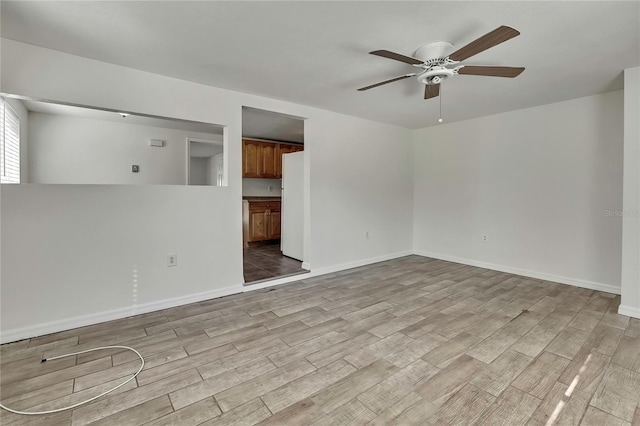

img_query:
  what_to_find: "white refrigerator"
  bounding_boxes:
[281,151,304,261]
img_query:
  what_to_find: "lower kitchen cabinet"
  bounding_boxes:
[269,208,281,239]
[243,199,281,247]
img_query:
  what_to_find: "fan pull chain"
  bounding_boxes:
[438,84,443,123]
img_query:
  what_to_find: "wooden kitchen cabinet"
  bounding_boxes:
[243,199,282,247]
[275,143,303,178]
[276,144,294,178]
[242,139,262,178]
[261,143,278,178]
[268,204,281,239]
[247,202,269,241]
[242,139,303,179]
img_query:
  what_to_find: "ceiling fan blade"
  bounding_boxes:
[357,74,415,91]
[449,26,520,62]
[424,84,440,99]
[458,66,525,77]
[370,50,424,65]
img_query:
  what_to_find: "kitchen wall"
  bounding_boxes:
[412,90,624,294]
[620,66,640,318]
[28,111,222,185]
[242,178,282,197]
[0,39,413,341]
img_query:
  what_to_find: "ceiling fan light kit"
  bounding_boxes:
[358,26,526,122]
[416,66,456,86]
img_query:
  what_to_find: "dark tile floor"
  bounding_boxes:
[243,242,307,284]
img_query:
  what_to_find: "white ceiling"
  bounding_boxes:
[1,1,638,129]
[190,141,223,158]
[243,107,304,144]
[20,98,224,134]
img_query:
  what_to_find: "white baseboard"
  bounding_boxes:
[243,250,414,292]
[1,248,623,343]
[242,273,311,291]
[310,250,414,277]
[0,285,241,344]
[413,250,621,295]
[12,249,615,343]
[1,251,415,343]
[618,304,640,319]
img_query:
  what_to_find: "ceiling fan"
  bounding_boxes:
[357,26,525,100]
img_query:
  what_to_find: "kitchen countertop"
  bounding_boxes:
[243,196,282,202]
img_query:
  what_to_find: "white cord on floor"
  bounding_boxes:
[0,345,144,415]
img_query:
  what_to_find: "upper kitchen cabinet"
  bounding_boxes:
[275,143,303,178]
[242,139,262,178]
[242,139,303,179]
[261,142,278,178]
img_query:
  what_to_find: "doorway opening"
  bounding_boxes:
[187,138,224,186]
[241,106,308,284]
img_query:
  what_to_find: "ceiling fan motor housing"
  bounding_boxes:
[413,41,454,62]
[413,41,456,86]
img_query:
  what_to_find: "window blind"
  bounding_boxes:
[1,99,20,184]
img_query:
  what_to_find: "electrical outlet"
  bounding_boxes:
[365,231,370,239]
[482,234,489,243]
[167,253,178,267]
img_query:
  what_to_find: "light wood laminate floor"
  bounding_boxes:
[1,256,639,425]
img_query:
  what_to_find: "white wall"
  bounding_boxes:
[412,91,624,294]
[189,157,208,185]
[28,112,220,184]
[242,178,282,196]
[2,184,240,324]
[620,67,640,318]
[0,39,413,341]
[311,113,413,269]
